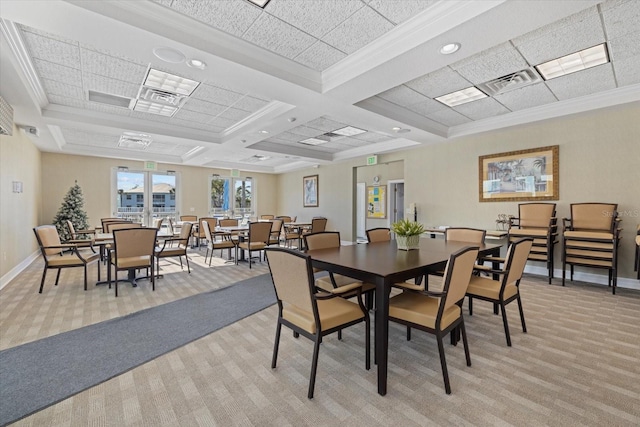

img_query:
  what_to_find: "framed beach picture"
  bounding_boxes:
[303,175,318,207]
[479,145,559,202]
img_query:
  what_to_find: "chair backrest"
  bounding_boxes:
[113,228,158,259]
[310,217,328,233]
[177,222,193,247]
[266,248,315,315]
[518,203,556,228]
[502,238,533,286]
[201,220,214,246]
[261,215,275,220]
[33,225,62,257]
[270,218,283,234]
[277,216,292,223]
[366,228,391,243]
[106,222,142,233]
[445,227,486,244]
[219,218,238,227]
[248,221,272,244]
[101,218,127,230]
[199,217,217,237]
[570,203,617,232]
[180,215,197,222]
[66,220,78,239]
[440,246,480,312]
[151,218,164,229]
[304,231,340,250]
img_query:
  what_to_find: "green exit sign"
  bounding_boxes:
[143,160,157,171]
[366,155,378,166]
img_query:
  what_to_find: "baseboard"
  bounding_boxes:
[0,251,40,290]
[523,264,640,291]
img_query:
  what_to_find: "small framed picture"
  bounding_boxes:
[303,175,318,207]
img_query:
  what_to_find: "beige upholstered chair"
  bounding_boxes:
[151,217,164,229]
[219,218,238,228]
[196,217,218,248]
[265,247,369,399]
[260,214,275,220]
[466,238,533,346]
[562,203,622,293]
[201,220,236,265]
[33,225,101,293]
[366,227,391,243]
[64,220,96,251]
[101,218,131,232]
[276,216,292,223]
[508,203,558,283]
[389,246,479,394]
[108,227,158,297]
[100,218,123,231]
[300,217,328,249]
[269,218,284,246]
[103,221,138,233]
[179,215,197,222]
[237,221,272,268]
[155,222,192,273]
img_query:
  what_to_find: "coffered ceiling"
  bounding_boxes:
[1,0,639,173]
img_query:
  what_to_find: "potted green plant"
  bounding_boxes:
[391,219,425,250]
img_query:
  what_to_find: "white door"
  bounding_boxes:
[356,182,366,240]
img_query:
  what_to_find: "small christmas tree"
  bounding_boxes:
[53,181,90,241]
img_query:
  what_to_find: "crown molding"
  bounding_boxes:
[221,101,296,138]
[0,19,48,109]
[448,84,640,139]
[47,124,66,150]
[331,138,419,162]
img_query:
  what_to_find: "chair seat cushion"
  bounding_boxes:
[238,242,266,250]
[283,297,364,334]
[47,251,99,266]
[113,255,152,269]
[564,231,614,240]
[389,292,460,330]
[155,247,186,257]
[510,229,549,237]
[212,240,236,249]
[467,276,518,301]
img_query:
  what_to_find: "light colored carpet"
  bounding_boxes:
[1,249,639,426]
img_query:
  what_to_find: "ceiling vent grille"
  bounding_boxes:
[477,68,542,96]
[139,87,186,106]
[88,90,133,108]
[118,132,152,150]
[0,95,14,136]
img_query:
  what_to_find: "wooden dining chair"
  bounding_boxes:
[265,247,369,399]
[236,221,271,268]
[389,246,479,394]
[366,227,391,243]
[108,227,158,297]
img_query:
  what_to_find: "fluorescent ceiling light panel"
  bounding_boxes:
[535,43,609,80]
[143,68,200,96]
[435,86,487,107]
[133,100,178,117]
[332,126,367,136]
[299,137,328,146]
[254,155,270,161]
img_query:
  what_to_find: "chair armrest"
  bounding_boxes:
[473,265,506,275]
[43,243,78,250]
[562,218,572,229]
[423,290,447,297]
[329,282,363,295]
[478,256,505,264]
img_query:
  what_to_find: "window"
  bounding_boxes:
[210,175,255,217]
[113,169,179,225]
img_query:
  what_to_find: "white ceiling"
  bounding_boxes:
[1,0,639,173]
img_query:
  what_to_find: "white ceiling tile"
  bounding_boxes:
[151,0,173,6]
[85,102,132,116]
[42,79,84,99]
[405,67,474,98]
[168,117,223,132]
[218,107,250,121]
[426,109,472,127]
[192,84,244,105]
[83,73,140,98]
[129,111,174,123]
[168,0,262,37]
[493,83,557,111]
[208,116,237,128]
[48,95,85,109]
[305,117,347,132]
[353,132,391,143]
[513,7,605,65]
[81,49,148,83]
[182,99,228,116]
[243,13,316,59]
[377,85,427,106]
[19,25,78,46]
[607,31,640,62]
[601,0,640,39]
[231,96,270,112]
[294,41,347,71]
[452,42,529,85]
[545,63,616,100]
[611,56,640,86]
[172,109,215,123]
[33,60,82,87]
[287,126,323,138]
[62,128,115,147]
[322,6,394,54]
[452,97,511,121]
[367,0,438,25]
[20,31,81,68]
[266,0,363,38]
[406,98,446,116]
[271,132,301,142]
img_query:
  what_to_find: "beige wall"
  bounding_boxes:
[0,125,42,279]
[40,153,278,229]
[278,103,640,280]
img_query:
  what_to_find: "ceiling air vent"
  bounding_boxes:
[88,90,133,108]
[139,87,186,106]
[477,68,542,96]
[0,95,14,136]
[118,132,152,150]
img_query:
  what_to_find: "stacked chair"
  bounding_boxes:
[562,203,622,294]
[508,203,558,284]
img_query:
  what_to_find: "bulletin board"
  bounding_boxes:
[366,185,386,219]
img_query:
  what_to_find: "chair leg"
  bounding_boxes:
[468,296,473,315]
[293,331,299,338]
[308,336,321,399]
[249,250,252,269]
[271,321,282,369]
[460,319,471,367]
[406,325,411,341]
[500,303,512,346]
[365,315,370,371]
[39,266,47,293]
[436,333,451,394]
[185,254,190,273]
[55,269,62,286]
[516,294,527,333]
[151,260,155,291]
[338,330,342,340]
[84,265,88,291]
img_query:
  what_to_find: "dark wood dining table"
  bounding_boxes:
[305,238,502,396]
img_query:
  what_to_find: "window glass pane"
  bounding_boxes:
[234,179,252,211]
[117,171,145,222]
[152,173,176,224]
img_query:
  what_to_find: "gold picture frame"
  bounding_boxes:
[303,175,319,207]
[479,145,559,202]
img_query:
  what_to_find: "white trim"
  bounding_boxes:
[0,251,39,290]
[221,101,296,138]
[523,264,640,291]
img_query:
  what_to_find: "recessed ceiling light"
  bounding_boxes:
[435,86,487,107]
[440,43,461,55]
[258,130,269,134]
[392,127,401,131]
[535,43,609,80]
[332,126,367,136]
[133,100,178,117]
[152,47,186,64]
[144,69,200,96]
[187,59,206,70]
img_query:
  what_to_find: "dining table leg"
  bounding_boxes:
[375,277,390,396]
